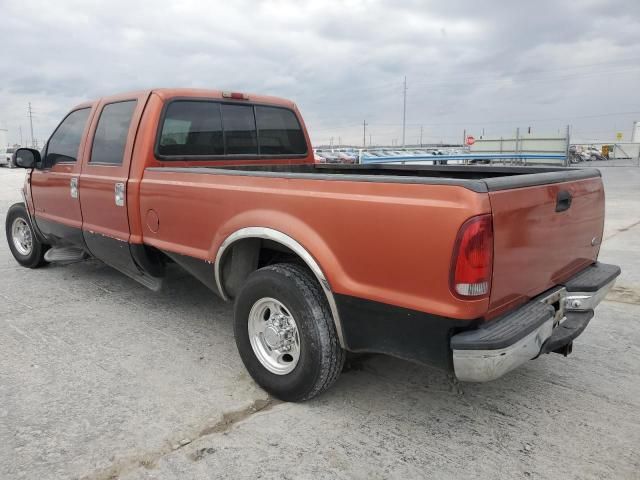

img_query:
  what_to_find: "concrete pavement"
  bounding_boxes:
[0,165,638,480]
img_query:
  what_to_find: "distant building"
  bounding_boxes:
[632,121,640,143]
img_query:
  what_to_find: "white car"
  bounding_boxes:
[1,147,16,167]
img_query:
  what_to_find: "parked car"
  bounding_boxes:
[1,147,16,167]
[316,151,342,163]
[7,88,619,402]
[335,152,357,164]
[586,147,606,161]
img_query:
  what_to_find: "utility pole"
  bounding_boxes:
[564,124,571,167]
[463,129,466,146]
[28,102,35,148]
[420,125,423,146]
[362,120,367,148]
[19,126,23,147]
[402,76,407,147]
[338,136,341,147]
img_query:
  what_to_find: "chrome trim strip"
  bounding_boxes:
[565,279,616,312]
[452,317,555,382]
[214,227,346,347]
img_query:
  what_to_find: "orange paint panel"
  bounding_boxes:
[488,177,604,317]
[139,170,491,320]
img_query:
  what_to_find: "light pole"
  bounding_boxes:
[28,102,35,148]
[402,76,407,147]
[362,120,367,148]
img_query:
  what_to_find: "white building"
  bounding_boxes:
[631,121,640,143]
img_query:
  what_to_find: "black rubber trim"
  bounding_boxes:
[483,168,601,191]
[450,301,555,351]
[161,250,218,293]
[541,311,594,354]
[146,166,491,192]
[145,164,601,194]
[335,294,476,371]
[33,217,86,248]
[563,262,621,292]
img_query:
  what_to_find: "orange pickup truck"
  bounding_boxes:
[6,88,620,401]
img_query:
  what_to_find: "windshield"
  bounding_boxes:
[6,148,15,154]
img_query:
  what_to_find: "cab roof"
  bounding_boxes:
[72,88,297,111]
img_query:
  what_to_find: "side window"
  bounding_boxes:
[90,101,137,165]
[255,106,307,155]
[44,108,91,167]
[158,101,223,156]
[221,104,258,155]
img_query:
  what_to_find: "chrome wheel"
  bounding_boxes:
[247,297,301,375]
[11,217,33,256]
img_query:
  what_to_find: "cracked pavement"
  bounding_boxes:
[1,164,638,480]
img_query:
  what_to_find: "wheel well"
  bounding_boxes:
[219,238,310,299]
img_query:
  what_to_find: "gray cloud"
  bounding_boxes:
[1,0,639,146]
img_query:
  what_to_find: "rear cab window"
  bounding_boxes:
[156,99,307,159]
[255,106,307,155]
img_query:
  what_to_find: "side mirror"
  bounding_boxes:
[13,148,41,169]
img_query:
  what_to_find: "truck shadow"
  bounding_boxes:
[63,257,553,405]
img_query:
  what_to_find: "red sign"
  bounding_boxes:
[466,135,475,146]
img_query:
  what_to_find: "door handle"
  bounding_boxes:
[115,183,125,207]
[555,190,572,212]
[70,178,79,199]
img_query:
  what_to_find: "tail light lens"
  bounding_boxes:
[450,214,493,298]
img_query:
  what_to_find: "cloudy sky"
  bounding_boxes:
[1,0,639,147]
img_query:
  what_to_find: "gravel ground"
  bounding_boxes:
[0,165,638,480]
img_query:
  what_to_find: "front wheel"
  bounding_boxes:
[234,263,345,402]
[5,203,49,268]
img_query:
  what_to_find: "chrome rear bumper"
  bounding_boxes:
[451,262,620,382]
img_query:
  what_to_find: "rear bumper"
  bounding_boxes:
[451,262,621,382]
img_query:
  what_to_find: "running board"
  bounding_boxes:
[106,262,164,292]
[44,246,88,264]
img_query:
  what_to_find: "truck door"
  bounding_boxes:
[78,92,151,282]
[30,105,95,245]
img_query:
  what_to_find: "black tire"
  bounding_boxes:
[5,203,49,268]
[234,263,345,402]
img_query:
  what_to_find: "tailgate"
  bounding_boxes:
[487,173,604,317]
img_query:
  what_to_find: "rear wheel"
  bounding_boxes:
[234,263,345,402]
[5,203,49,268]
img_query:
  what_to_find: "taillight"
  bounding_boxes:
[450,214,493,298]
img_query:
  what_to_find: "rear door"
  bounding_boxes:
[488,175,604,316]
[79,92,148,276]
